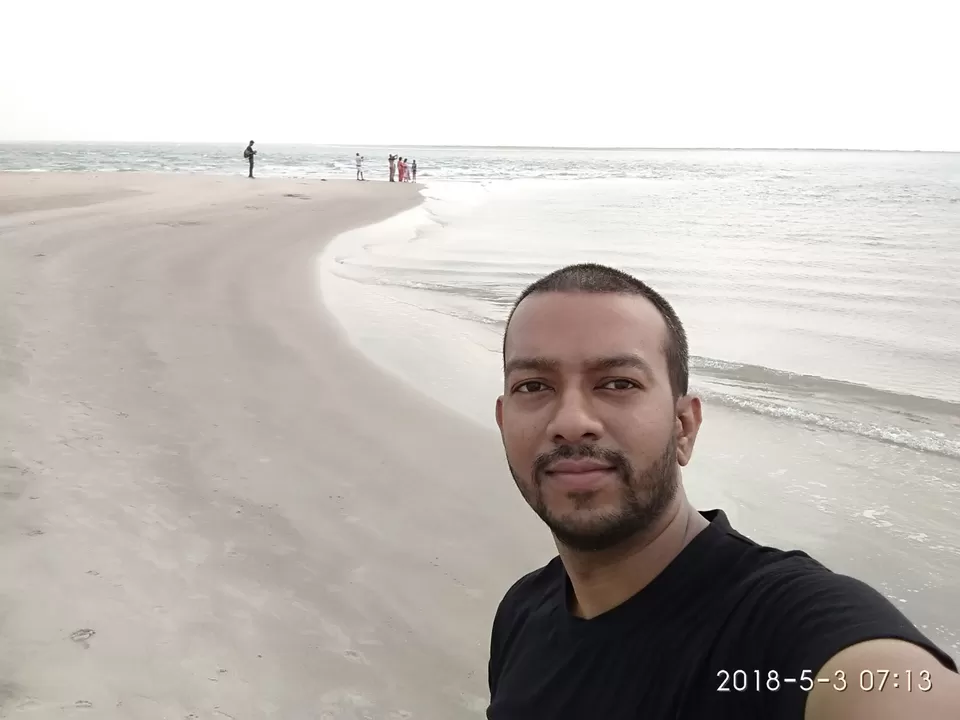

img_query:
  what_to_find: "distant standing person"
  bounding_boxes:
[356,153,364,181]
[398,157,406,183]
[388,154,396,182]
[243,140,257,179]
[412,159,417,182]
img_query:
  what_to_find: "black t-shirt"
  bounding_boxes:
[487,509,956,720]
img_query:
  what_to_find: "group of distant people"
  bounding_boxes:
[354,153,418,183]
[388,154,416,183]
[243,142,419,183]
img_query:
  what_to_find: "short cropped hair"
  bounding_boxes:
[503,263,689,398]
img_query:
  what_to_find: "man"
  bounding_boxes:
[389,154,396,182]
[356,152,364,181]
[243,140,256,179]
[488,263,958,719]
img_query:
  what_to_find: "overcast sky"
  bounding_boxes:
[2,0,958,150]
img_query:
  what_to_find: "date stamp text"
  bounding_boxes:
[717,669,933,693]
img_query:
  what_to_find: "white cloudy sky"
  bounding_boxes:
[2,0,958,150]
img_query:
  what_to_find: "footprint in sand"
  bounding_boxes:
[69,628,96,648]
[342,649,367,664]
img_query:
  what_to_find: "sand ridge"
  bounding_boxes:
[0,173,551,719]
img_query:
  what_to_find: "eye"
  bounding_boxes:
[599,378,641,391]
[514,380,551,394]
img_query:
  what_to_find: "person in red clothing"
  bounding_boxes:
[398,158,406,183]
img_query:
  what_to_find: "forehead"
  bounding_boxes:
[505,292,670,368]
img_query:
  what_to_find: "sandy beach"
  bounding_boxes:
[0,173,551,719]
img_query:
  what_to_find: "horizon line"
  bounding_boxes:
[1,140,958,154]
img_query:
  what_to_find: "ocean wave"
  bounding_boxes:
[690,356,960,417]
[697,384,960,461]
[689,357,960,460]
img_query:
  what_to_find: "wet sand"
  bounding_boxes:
[0,173,550,719]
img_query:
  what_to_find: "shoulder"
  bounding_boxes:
[743,554,958,718]
[490,557,563,649]
[494,556,564,623]
[487,557,564,695]
[721,535,956,675]
[700,521,955,718]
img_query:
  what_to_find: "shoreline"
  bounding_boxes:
[0,172,548,718]
[317,181,501,429]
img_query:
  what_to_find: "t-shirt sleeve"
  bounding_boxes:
[758,566,957,720]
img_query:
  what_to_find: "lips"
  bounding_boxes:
[545,459,615,475]
[542,459,616,493]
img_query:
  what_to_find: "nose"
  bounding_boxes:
[546,388,603,445]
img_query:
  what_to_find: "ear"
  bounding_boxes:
[674,395,702,467]
[495,395,505,432]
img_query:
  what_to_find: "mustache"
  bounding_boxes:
[533,444,630,480]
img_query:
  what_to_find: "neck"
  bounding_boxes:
[558,491,709,619]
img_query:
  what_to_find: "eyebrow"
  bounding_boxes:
[504,353,654,378]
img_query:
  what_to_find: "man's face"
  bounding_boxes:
[496,292,700,552]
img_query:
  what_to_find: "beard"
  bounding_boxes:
[509,438,679,552]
